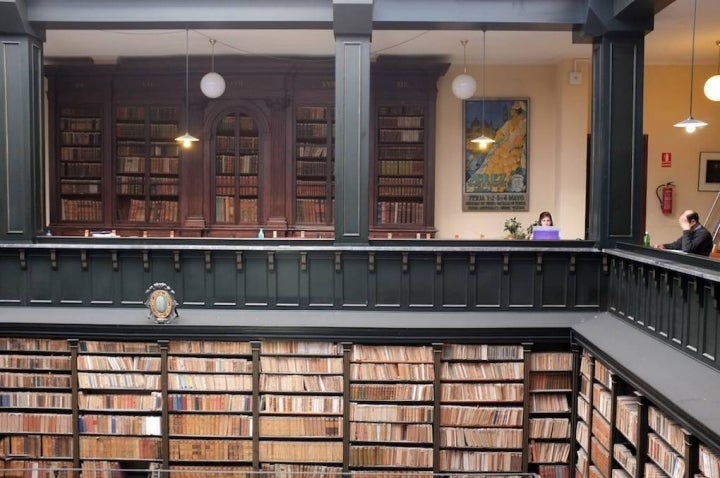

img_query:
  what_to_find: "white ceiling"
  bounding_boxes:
[42,0,720,67]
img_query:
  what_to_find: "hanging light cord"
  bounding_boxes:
[210,39,216,72]
[461,39,469,74]
[481,28,488,135]
[184,28,190,132]
[716,40,720,75]
[688,0,698,114]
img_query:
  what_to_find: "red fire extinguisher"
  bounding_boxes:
[655,182,674,215]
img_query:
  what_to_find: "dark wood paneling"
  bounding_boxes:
[541,256,569,307]
[341,254,368,307]
[244,253,269,306]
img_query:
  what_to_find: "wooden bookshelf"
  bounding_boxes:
[349,344,434,472]
[373,105,427,235]
[588,358,615,478]
[76,340,163,474]
[526,350,574,478]
[294,105,335,231]
[213,112,260,226]
[613,393,646,478]
[57,106,105,224]
[115,105,181,225]
[699,445,720,478]
[576,351,594,478]
[0,338,75,476]
[437,343,524,473]
[258,340,344,476]
[166,340,254,477]
[645,406,694,478]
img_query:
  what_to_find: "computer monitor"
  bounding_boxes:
[531,226,560,240]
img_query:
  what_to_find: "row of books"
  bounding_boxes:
[61,131,102,145]
[215,197,258,223]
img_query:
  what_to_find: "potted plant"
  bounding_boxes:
[503,217,528,240]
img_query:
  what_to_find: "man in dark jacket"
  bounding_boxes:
[655,209,714,256]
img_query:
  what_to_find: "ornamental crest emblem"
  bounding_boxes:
[144,283,179,324]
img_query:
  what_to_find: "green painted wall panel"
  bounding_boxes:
[88,253,115,304]
[308,256,334,307]
[541,258,568,307]
[210,255,239,306]
[575,258,600,307]
[341,255,368,307]
[475,257,502,307]
[57,253,84,304]
[0,252,21,303]
[180,254,208,306]
[375,255,402,307]
[442,258,468,307]
[244,254,269,306]
[408,256,434,307]
[275,254,300,307]
[119,253,147,305]
[508,258,534,307]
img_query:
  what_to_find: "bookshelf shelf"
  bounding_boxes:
[0,338,74,475]
[166,340,253,476]
[213,112,260,225]
[258,340,343,475]
[438,343,524,473]
[294,105,335,228]
[114,105,181,225]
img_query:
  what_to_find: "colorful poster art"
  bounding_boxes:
[462,98,529,211]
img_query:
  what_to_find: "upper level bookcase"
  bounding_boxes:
[45,57,448,238]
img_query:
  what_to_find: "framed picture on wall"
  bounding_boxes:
[462,98,529,211]
[698,151,720,191]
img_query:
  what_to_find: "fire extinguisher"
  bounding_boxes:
[655,182,674,215]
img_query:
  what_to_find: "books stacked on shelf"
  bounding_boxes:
[167,340,254,478]
[645,406,688,478]
[214,112,260,225]
[58,107,104,222]
[438,343,524,473]
[350,344,434,472]
[527,351,574,478]
[114,105,181,225]
[699,445,720,478]
[576,351,594,478]
[259,340,343,476]
[375,104,426,228]
[0,338,74,476]
[613,395,643,478]
[77,340,163,471]
[295,106,334,226]
[589,359,614,478]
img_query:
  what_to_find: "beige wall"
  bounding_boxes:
[644,64,720,245]
[433,61,720,245]
[434,61,590,239]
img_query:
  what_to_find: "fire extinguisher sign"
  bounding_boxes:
[661,152,672,167]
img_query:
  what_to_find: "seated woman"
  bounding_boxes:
[530,211,558,239]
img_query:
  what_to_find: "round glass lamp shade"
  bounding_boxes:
[451,73,477,100]
[200,71,226,98]
[704,75,720,101]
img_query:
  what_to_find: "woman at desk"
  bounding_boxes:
[530,211,559,240]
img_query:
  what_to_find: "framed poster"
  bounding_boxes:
[698,151,720,191]
[462,98,529,211]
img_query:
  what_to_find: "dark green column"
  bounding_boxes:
[586,32,645,248]
[0,34,45,241]
[333,0,372,244]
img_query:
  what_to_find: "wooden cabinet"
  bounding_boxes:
[114,105,181,225]
[46,57,447,238]
[212,112,260,225]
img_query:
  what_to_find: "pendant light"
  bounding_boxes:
[200,38,226,99]
[175,28,199,148]
[673,0,707,133]
[451,40,477,100]
[471,29,495,148]
[703,40,720,102]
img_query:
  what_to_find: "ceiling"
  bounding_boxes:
[42,0,720,67]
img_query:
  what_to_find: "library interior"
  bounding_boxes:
[1,1,720,477]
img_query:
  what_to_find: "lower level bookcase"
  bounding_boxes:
[1,336,719,478]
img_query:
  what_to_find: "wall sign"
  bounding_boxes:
[661,152,672,168]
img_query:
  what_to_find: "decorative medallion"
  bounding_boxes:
[144,283,179,324]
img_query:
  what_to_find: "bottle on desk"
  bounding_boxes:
[258,227,265,239]
[643,231,651,247]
